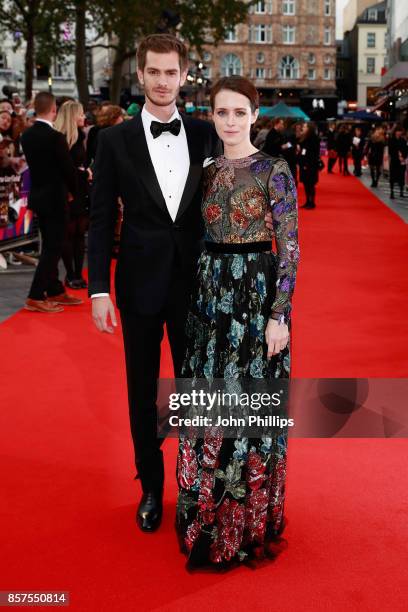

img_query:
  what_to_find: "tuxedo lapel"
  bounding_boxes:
[123,114,171,219]
[175,115,203,221]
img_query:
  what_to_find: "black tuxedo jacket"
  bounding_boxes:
[21,121,77,216]
[88,113,220,315]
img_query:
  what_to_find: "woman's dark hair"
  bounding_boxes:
[210,76,259,112]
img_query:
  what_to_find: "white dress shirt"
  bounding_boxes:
[91,105,190,299]
[141,105,189,221]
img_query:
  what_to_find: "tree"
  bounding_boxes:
[74,0,89,106]
[0,0,71,101]
[89,0,252,104]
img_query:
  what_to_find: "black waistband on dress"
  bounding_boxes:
[204,241,272,254]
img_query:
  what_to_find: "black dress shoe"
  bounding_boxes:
[65,278,83,289]
[300,202,316,209]
[76,278,88,289]
[136,490,163,532]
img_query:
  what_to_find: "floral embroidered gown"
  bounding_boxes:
[176,151,300,569]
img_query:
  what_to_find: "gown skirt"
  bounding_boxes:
[175,248,290,569]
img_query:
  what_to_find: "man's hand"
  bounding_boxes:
[265,319,289,358]
[264,210,273,231]
[92,296,117,333]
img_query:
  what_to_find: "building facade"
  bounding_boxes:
[343,0,383,34]
[0,31,77,100]
[346,1,386,108]
[379,0,408,122]
[194,0,337,116]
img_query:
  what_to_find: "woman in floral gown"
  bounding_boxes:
[176,76,300,569]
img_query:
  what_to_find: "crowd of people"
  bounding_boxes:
[1,89,407,283]
[0,94,131,277]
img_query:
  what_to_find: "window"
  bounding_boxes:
[324,54,332,64]
[249,24,272,43]
[336,68,344,78]
[0,53,6,69]
[367,8,377,20]
[256,52,265,63]
[249,0,273,13]
[308,68,316,80]
[225,27,238,42]
[279,55,299,79]
[366,57,375,73]
[203,51,212,62]
[323,68,330,79]
[203,66,212,78]
[283,0,295,15]
[324,27,331,45]
[367,32,376,48]
[221,53,242,76]
[283,25,295,44]
[308,52,316,64]
[256,67,266,78]
[324,0,331,16]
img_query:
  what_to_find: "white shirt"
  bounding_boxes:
[35,118,54,129]
[141,105,189,222]
[92,105,190,299]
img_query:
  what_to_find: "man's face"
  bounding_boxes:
[137,51,187,107]
[50,103,57,122]
[276,119,284,132]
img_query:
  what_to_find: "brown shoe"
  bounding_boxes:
[47,292,83,306]
[25,298,64,313]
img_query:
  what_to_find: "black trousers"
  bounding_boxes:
[370,164,381,185]
[119,261,191,493]
[28,211,66,300]
[338,154,350,175]
[352,153,362,176]
[328,152,337,173]
[303,181,316,205]
[62,213,88,280]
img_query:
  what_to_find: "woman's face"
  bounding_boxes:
[213,89,258,148]
[76,108,85,127]
[0,111,12,132]
[0,101,13,114]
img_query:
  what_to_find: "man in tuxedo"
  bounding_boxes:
[22,92,83,313]
[88,35,220,532]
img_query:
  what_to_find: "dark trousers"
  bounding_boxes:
[119,261,191,493]
[303,181,316,205]
[370,164,381,186]
[62,213,88,280]
[28,211,66,300]
[352,153,362,176]
[338,154,350,175]
[328,152,337,173]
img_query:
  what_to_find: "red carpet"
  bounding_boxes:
[1,171,408,610]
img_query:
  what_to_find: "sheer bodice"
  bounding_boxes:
[202,151,299,324]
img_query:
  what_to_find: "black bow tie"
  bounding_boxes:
[150,118,181,139]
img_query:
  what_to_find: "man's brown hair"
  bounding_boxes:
[137,34,188,72]
[34,91,55,116]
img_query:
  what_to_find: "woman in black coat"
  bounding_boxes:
[335,125,352,176]
[364,127,386,187]
[55,101,91,289]
[388,125,407,198]
[298,122,321,209]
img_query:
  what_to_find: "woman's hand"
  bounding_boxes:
[265,318,289,358]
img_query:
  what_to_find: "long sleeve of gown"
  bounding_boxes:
[267,159,300,325]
